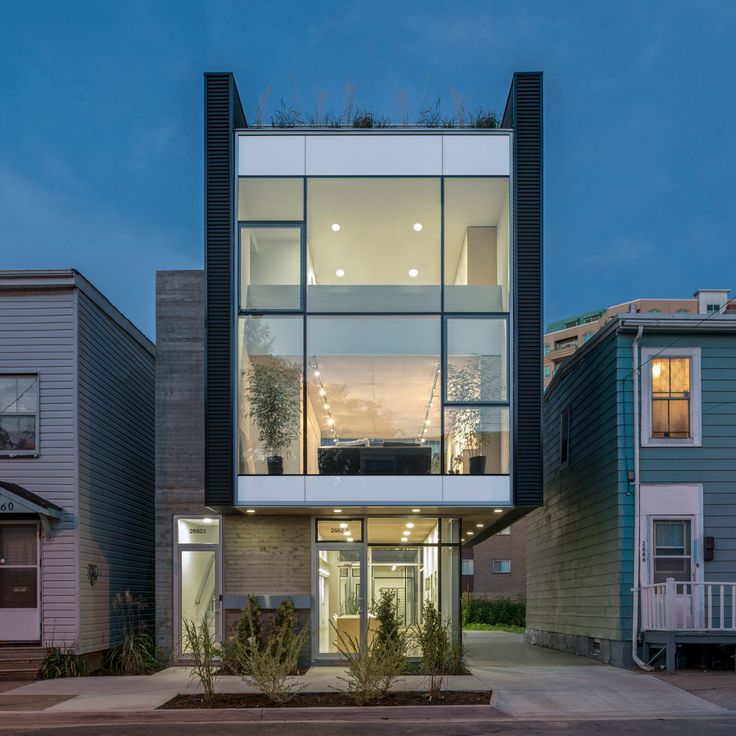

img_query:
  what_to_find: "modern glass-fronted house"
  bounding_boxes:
[155,72,542,662]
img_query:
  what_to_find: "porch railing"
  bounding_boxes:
[641,578,736,631]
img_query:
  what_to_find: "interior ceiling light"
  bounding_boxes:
[333,509,342,513]
[331,223,341,232]
[203,517,213,524]
[323,403,330,410]
[343,529,351,535]
[335,268,345,278]
[413,223,423,232]
[401,536,408,542]
[327,417,336,426]
[406,522,415,529]
[339,523,348,529]
[404,530,411,535]
[319,388,326,396]
[346,537,354,542]
[314,370,320,377]
[408,268,419,278]
[412,509,421,513]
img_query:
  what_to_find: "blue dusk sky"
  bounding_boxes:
[1,0,735,339]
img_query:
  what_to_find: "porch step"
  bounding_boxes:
[0,646,48,681]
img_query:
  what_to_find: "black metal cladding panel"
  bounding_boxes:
[511,72,543,507]
[205,74,237,507]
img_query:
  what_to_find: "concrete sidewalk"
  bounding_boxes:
[0,631,729,720]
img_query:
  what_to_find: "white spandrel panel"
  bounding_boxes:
[442,135,511,176]
[239,135,305,176]
[442,475,511,504]
[306,475,443,504]
[238,475,305,504]
[306,135,442,176]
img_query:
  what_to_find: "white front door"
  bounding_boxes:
[640,485,703,628]
[0,522,40,642]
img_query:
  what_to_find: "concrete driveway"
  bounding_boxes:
[465,630,727,718]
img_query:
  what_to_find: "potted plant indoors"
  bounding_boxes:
[448,406,490,475]
[244,355,301,475]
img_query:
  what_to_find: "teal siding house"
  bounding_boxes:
[527,312,736,671]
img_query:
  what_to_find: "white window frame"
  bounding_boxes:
[492,559,511,574]
[641,347,702,447]
[0,374,40,457]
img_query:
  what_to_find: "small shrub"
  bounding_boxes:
[413,600,465,701]
[39,647,88,679]
[234,595,263,671]
[372,588,408,674]
[333,627,405,705]
[463,596,525,628]
[352,109,375,128]
[238,600,307,704]
[182,619,219,704]
[106,590,157,675]
[468,108,499,129]
[271,99,302,128]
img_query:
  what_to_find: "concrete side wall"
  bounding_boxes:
[222,515,312,647]
[155,271,208,659]
[525,628,632,668]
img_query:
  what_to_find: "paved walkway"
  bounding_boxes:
[0,630,730,719]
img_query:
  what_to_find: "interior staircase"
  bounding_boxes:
[0,645,48,681]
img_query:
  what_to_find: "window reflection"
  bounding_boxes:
[444,406,509,475]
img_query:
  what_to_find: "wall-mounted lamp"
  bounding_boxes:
[87,564,100,587]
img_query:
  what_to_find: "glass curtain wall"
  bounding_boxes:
[237,175,511,476]
[315,517,460,657]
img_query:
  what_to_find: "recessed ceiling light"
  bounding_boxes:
[346,537,354,542]
[404,530,411,535]
[327,417,335,426]
[246,509,256,514]
[408,268,419,278]
[413,223,423,232]
[339,522,348,529]
[335,268,345,278]
[401,536,408,542]
[494,509,503,514]
[406,523,415,529]
[343,529,351,536]
[203,517,213,524]
[412,509,421,513]
[333,509,342,513]
[424,419,430,426]
[476,523,483,528]
[331,223,341,232]
[466,531,473,536]
[314,370,320,377]
[323,403,330,410]
[319,388,326,397]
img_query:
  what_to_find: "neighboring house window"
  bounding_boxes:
[543,343,551,355]
[498,526,511,535]
[492,559,511,574]
[706,304,721,313]
[641,348,701,447]
[560,406,571,468]
[554,338,577,351]
[583,332,593,343]
[461,559,474,576]
[652,520,692,584]
[0,375,38,454]
[543,365,551,378]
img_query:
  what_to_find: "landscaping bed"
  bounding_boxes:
[161,690,492,709]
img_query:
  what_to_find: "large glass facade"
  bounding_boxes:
[315,516,459,657]
[237,176,511,476]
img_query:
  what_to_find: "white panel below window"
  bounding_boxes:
[305,475,443,504]
[442,475,511,505]
[306,135,442,176]
[238,135,305,176]
[237,475,305,504]
[442,135,510,176]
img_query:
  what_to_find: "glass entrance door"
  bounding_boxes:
[0,523,40,641]
[316,545,366,656]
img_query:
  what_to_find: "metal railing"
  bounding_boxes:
[642,578,736,631]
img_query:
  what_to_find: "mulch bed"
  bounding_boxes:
[161,691,492,709]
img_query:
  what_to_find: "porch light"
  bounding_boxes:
[331,223,341,232]
[335,268,345,278]
[408,268,419,278]
[413,223,423,232]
